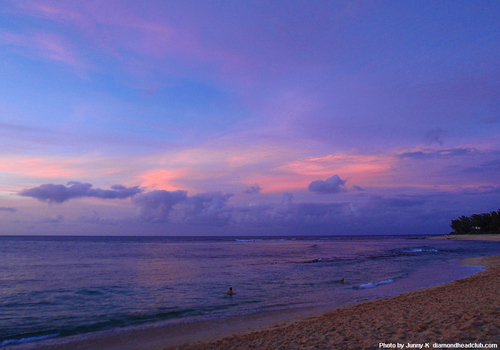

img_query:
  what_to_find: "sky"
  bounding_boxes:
[0,0,499,236]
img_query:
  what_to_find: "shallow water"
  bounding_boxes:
[1,235,499,347]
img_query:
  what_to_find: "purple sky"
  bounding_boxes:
[1,0,499,236]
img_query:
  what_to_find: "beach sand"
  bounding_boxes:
[167,255,500,350]
[430,234,500,241]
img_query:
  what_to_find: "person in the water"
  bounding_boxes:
[340,278,346,284]
[227,287,233,295]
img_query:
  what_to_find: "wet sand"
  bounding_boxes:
[168,255,500,350]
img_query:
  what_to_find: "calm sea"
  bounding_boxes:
[1,235,500,347]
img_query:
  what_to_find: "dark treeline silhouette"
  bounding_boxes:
[450,210,500,235]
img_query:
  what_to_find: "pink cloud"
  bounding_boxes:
[221,152,395,194]
[280,154,393,184]
[245,175,310,194]
[0,154,141,188]
[0,157,85,179]
[136,168,191,192]
[13,0,87,23]
[8,0,257,83]
[0,30,91,76]
[34,33,89,69]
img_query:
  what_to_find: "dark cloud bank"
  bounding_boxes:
[132,190,187,223]
[17,179,500,235]
[132,190,234,226]
[131,189,448,235]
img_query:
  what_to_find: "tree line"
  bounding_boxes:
[450,210,500,235]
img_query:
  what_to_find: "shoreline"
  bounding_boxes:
[167,255,500,349]
[10,302,342,350]
[12,254,499,350]
[429,234,500,241]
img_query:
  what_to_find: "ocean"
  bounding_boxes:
[1,235,500,348]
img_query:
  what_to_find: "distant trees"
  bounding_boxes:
[450,210,500,235]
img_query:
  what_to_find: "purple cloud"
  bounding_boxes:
[18,182,143,203]
[369,196,428,208]
[308,175,347,194]
[78,211,120,226]
[233,194,348,230]
[178,192,234,226]
[132,190,234,225]
[463,159,500,173]
[425,127,445,146]
[244,184,262,195]
[0,207,17,213]
[132,190,188,223]
[41,214,64,223]
[460,186,500,195]
[397,148,477,160]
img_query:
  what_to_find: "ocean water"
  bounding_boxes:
[1,235,500,347]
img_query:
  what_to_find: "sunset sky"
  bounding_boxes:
[1,0,499,236]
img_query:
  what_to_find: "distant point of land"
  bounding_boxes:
[448,210,500,236]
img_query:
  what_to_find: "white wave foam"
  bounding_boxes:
[1,333,60,347]
[354,278,395,290]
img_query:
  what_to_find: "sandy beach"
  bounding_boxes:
[168,255,500,350]
[430,234,500,241]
